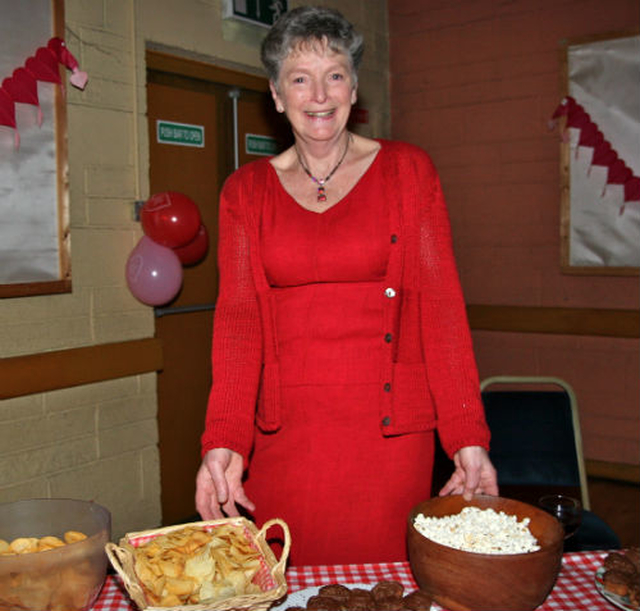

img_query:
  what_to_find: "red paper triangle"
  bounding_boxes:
[608,159,632,185]
[2,68,39,106]
[25,48,62,84]
[624,177,640,202]
[578,122,603,148]
[0,87,17,128]
[592,141,617,167]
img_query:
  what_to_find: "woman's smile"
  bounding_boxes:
[305,109,335,118]
[304,108,338,123]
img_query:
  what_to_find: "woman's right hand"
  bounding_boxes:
[195,448,255,519]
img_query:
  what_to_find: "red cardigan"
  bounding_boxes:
[201,140,491,462]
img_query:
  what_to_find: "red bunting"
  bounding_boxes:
[577,122,603,148]
[607,159,633,185]
[0,87,18,147]
[48,37,88,89]
[550,96,640,210]
[591,140,617,168]
[2,68,42,126]
[0,37,88,149]
[26,47,62,85]
[625,177,640,202]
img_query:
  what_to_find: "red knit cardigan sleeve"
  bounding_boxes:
[410,146,491,457]
[200,166,263,462]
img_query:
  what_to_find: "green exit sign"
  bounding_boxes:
[156,120,205,148]
[224,0,287,27]
[246,133,279,156]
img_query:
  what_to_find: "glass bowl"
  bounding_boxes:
[0,498,111,611]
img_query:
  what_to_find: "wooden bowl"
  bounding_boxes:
[407,495,564,611]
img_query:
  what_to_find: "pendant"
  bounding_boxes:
[317,186,327,202]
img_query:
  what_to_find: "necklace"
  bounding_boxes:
[295,135,351,203]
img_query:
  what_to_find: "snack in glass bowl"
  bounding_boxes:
[0,498,111,611]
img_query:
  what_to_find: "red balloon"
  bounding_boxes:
[173,224,209,266]
[141,191,201,248]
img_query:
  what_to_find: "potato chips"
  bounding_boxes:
[0,529,106,611]
[127,524,264,607]
[0,530,87,555]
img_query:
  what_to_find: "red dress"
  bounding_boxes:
[243,153,434,566]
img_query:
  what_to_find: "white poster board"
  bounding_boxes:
[0,0,70,297]
[558,33,640,274]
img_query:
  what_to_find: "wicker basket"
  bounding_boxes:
[105,517,290,611]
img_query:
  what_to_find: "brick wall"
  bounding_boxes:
[388,0,639,465]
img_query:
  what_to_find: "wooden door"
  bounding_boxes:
[147,54,290,526]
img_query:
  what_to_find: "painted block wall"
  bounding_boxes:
[0,0,389,539]
[388,0,639,464]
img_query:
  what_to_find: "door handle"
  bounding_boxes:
[154,303,215,318]
[229,88,240,171]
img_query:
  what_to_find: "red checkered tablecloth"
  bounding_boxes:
[93,551,613,611]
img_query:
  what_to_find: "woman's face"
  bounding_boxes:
[271,40,357,145]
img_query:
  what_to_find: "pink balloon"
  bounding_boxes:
[141,191,201,248]
[126,236,183,305]
[173,224,209,266]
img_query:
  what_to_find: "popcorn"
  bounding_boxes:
[413,506,540,554]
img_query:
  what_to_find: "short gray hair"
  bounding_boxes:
[261,6,364,85]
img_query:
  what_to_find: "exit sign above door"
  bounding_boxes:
[223,0,287,28]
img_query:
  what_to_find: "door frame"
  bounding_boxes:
[146,50,272,92]
[146,50,282,185]
[145,51,277,525]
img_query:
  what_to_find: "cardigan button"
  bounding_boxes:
[382,416,391,426]
[390,234,398,244]
[385,287,396,298]
[383,382,392,392]
[384,333,393,343]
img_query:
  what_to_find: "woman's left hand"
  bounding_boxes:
[438,445,499,500]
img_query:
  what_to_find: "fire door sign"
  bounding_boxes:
[156,120,205,148]
[245,133,279,156]
[223,0,287,27]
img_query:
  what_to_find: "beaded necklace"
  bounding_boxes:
[295,134,351,203]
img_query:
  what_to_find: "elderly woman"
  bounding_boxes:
[196,6,497,565]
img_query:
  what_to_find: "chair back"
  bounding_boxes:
[480,376,590,510]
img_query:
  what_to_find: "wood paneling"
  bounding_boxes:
[1,305,636,401]
[147,50,269,93]
[586,459,640,484]
[588,477,640,547]
[468,305,639,338]
[0,338,163,399]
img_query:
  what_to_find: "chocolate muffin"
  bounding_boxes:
[603,569,631,597]
[604,552,637,577]
[372,580,405,603]
[344,597,373,611]
[346,588,375,610]
[376,599,405,610]
[402,590,433,611]
[628,582,640,609]
[306,594,343,610]
[285,581,433,610]
[318,583,351,603]
[625,548,640,573]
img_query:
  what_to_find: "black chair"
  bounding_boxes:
[480,375,620,552]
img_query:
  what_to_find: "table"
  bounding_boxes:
[93,551,613,611]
